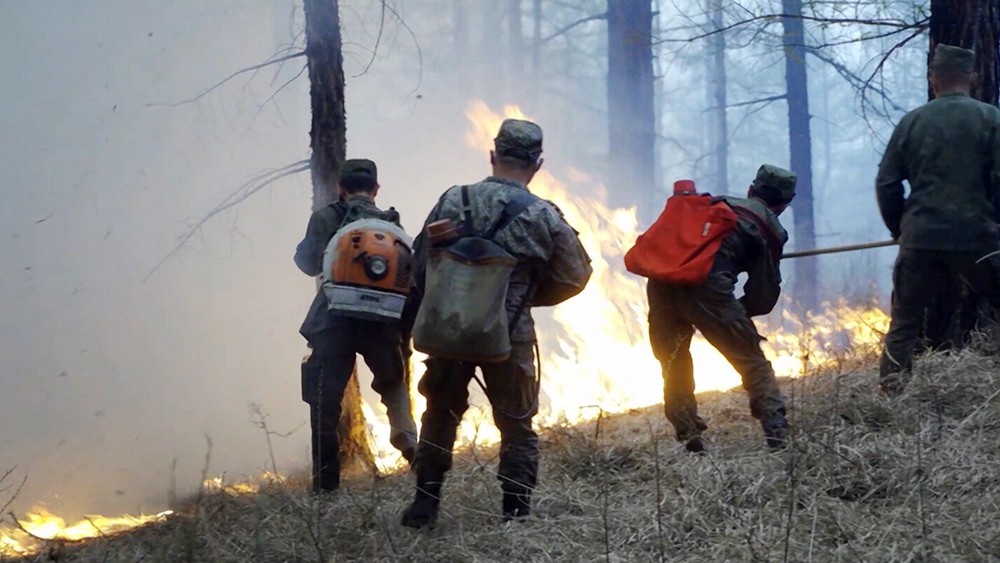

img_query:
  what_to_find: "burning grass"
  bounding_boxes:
[7,344,1000,562]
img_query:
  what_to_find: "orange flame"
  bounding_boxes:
[364,100,889,456]
[0,509,172,556]
[0,102,890,556]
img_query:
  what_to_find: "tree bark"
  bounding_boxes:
[507,0,524,100]
[781,0,818,311]
[928,0,999,104]
[303,0,375,475]
[530,0,542,104]
[706,0,728,195]
[607,0,656,216]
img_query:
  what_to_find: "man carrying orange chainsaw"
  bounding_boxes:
[626,165,797,453]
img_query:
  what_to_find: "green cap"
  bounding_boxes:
[931,44,975,74]
[752,164,797,204]
[494,118,543,162]
[340,158,378,183]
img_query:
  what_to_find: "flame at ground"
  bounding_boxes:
[0,509,172,556]
[364,101,890,458]
[0,102,891,555]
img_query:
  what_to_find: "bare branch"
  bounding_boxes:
[144,160,310,282]
[377,0,424,99]
[0,471,26,516]
[353,1,388,78]
[655,13,924,44]
[541,12,608,44]
[807,49,904,116]
[145,51,306,108]
[714,94,788,111]
[859,27,926,123]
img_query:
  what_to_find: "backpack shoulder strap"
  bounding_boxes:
[729,203,784,262]
[486,190,539,239]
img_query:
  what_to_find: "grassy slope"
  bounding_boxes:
[9,347,1000,562]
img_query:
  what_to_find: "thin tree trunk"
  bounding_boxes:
[453,0,469,91]
[507,0,524,100]
[607,0,656,216]
[530,0,542,104]
[303,0,375,475]
[706,0,728,195]
[482,0,504,103]
[781,0,817,311]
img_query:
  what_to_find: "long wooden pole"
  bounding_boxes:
[782,239,897,259]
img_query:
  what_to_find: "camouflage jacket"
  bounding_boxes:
[411,176,593,343]
[710,196,789,317]
[294,194,402,339]
[876,92,1000,253]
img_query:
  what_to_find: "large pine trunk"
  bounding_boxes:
[303,0,375,475]
[929,0,999,104]
[607,0,656,217]
[781,0,818,311]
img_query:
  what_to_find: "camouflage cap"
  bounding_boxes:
[931,44,975,74]
[752,164,797,204]
[340,158,378,183]
[494,118,543,162]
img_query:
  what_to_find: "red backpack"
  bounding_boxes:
[624,181,738,285]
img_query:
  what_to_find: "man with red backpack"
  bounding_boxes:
[642,165,796,453]
[295,159,418,492]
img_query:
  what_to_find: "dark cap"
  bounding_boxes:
[494,119,543,162]
[339,158,378,183]
[752,164,797,204]
[931,44,975,74]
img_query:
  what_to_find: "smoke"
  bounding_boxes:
[0,0,914,520]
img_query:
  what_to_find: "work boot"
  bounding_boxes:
[501,487,531,522]
[400,481,441,529]
[761,416,789,451]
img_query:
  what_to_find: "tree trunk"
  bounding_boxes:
[453,0,469,90]
[481,0,504,104]
[507,0,524,100]
[529,0,542,105]
[781,0,818,311]
[303,0,375,475]
[706,0,728,195]
[607,0,656,217]
[928,0,999,104]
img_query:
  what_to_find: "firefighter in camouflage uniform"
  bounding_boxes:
[647,165,797,453]
[400,119,592,528]
[295,159,418,493]
[876,44,1000,396]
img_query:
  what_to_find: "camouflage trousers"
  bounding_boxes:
[411,343,539,498]
[302,318,417,492]
[880,248,1000,393]
[647,281,786,441]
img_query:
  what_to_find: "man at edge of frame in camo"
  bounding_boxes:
[876,43,1000,397]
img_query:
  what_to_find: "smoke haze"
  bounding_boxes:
[0,0,922,519]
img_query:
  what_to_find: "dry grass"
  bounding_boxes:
[7,345,1000,562]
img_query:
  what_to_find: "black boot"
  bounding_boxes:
[684,436,707,454]
[761,415,789,451]
[401,479,441,529]
[502,487,532,522]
